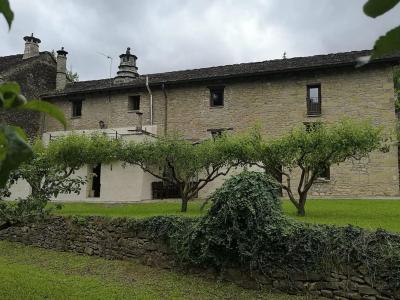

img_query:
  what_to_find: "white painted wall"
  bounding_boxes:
[7,126,161,203]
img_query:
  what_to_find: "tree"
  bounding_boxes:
[247,119,383,216]
[0,134,120,230]
[121,134,243,212]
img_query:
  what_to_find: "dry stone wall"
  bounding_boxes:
[0,216,398,300]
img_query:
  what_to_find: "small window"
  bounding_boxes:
[207,128,233,140]
[306,84,321,116]
[209,86,224,107]
[72,100,82,117]
[316,164,330,180]
[128,95,140,111]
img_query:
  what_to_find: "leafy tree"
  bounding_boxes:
[246,119,383,216]
[0,134,120,230]
[121,134,243,212]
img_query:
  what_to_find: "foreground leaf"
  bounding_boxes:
[363,0,400,18]
[20,100,67,129]
[0,0,13,29]
[0,125,32,187]
[372,26,400,58]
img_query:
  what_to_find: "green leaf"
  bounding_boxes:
[363,0,400,18]
[0,125,32,187]
[0,0,13,29]
[20,100,67,129]
[372,26,400,58]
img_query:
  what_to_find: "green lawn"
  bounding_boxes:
[0,240,308,300]
[54,199,400,232]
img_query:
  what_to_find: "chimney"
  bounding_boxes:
[23,33,41,59]
[114,47,138,84]
[56,47,68,90]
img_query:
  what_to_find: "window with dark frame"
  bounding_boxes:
[306,84,321,116]
[209,86,224,107]
[128,95,140,111]
[71,100,82,117]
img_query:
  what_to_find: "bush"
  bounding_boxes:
[180,171,288,269]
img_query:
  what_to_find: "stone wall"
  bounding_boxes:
[1,52,56,138]
[44,63,399,198]
[0,216,398,299]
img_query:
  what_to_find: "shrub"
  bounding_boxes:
[180,171,288,269]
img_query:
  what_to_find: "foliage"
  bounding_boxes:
[363,0,400,58]
[0,0,13,29]
[66,70,79,82]
[120,133,244,212]
[180,171,286,269]
[245,119,383,216]
[9,140,85,201]
[48,134,121,169]
[141,172,400,291]
[0,134,120,230]
[395,68,400,111]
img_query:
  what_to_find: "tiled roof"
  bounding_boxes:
[43,49,400,98]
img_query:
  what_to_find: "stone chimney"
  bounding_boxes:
[114,47,138,84]
[23,33,41,59]
[56,47,68,90]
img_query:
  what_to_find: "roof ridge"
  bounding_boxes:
[73,49,373,84]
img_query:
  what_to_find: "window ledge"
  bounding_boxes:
[306,114,322,118]
[128,110,141,113]
[315,178,330,183]
[71,116,81,119]
[210,105,224,109]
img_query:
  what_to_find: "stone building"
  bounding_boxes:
[5,35,400,201]
[0,34,57,137]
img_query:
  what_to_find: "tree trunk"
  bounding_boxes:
[297,205,306,216]
[297,193,307,216]
[181,196,189,212]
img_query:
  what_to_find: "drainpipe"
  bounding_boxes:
[146,76,153,125]
[162,83,168,136]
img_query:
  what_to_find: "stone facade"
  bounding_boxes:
[0,52,57,138]
[1,216,398,299]
[44,63,399,198]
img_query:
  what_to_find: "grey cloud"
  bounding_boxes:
[1,0,398,81]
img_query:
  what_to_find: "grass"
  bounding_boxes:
[53,199,400,232]
[0,240,309,300]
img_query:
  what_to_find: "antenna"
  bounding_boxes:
[97,52,113,79]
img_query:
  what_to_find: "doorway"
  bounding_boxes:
[91,164,101,198]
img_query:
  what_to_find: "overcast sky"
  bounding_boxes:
[1,0,399,81]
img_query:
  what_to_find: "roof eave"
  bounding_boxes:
[41,56,400,99]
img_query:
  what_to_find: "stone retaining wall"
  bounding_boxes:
[0,216,398,300]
